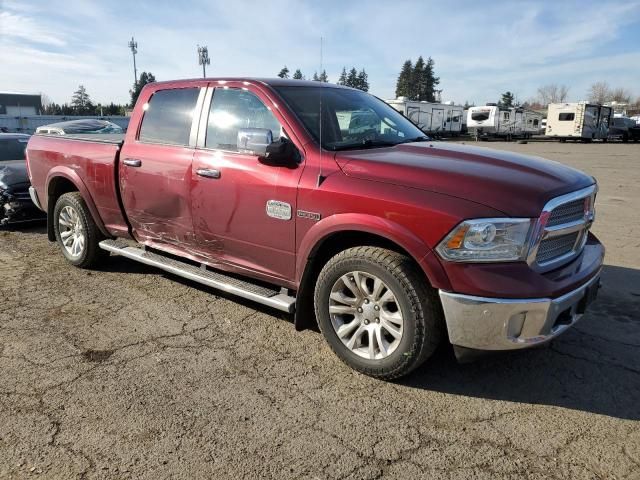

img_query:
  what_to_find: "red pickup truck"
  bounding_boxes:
[26,78,604,379]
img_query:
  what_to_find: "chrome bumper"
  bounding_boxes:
[439,272,601,351]
[28,186,44,211]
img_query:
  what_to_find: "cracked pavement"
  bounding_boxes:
[1,142,639,479]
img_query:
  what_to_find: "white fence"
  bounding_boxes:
[0,115,130,134]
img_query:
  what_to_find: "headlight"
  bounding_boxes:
[436,218,533,262]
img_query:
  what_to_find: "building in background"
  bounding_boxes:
[0,92,43,116]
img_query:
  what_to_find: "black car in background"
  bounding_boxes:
[0,133,46,226]
[609,117,640,142]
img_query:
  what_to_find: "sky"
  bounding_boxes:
[1,0,640,106]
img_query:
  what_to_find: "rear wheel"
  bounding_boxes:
[314,247,443,380]
[53,192,108,268]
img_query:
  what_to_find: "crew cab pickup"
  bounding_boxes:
[26,78,604,379]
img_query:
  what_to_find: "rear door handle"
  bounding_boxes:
[123,158,142,167]
[196,168,221,179]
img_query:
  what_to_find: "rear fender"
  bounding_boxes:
[45,167,109,240]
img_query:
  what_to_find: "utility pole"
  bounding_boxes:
[128,37,138,87]
[198,45,210,78]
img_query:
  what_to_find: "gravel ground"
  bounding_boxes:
[1,141,639,479]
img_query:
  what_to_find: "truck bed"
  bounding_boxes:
[26,133,129,237]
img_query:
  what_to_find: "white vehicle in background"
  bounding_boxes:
[386,98,465,137]
[466,104,542,140]
[545,102,612,142]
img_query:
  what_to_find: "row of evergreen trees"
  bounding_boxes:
[42,72,158,116]
[395,56,440,102]
[277,66,369,92]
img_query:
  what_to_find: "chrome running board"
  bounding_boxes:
[99,239,296,313]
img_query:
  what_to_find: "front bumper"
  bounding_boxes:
[439,271,601,351]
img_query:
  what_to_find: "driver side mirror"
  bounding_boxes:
[237,128,272,156]
[260,137,299,167]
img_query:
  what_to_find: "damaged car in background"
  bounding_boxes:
[0,133,46,226]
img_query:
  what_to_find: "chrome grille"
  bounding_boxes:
[529,185,596,271]
[546,198,585,227]
[536,232,579,263]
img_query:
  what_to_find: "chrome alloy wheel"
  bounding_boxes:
[329,271,404,360]
[58,205,85,258]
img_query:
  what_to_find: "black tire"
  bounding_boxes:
[314,246,443,380]
[622,134,629,143]
[53,192,108,268]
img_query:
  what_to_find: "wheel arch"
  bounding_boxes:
[45,168,109,241]
[294,216,451,331]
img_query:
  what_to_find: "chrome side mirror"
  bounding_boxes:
[237,128,273,156]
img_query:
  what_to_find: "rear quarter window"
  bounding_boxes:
[138,88,200,146]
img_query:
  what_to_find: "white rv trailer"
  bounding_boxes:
[545,102,612,141]
[466,104,543,139]
[386,98,465,137]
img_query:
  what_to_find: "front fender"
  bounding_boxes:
[295,212,451,291]
[45,167,109,238]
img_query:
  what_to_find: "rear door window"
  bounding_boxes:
[138,88,200,146]
[559,113,575,121]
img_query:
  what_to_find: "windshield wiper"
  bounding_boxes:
[331,139,401,151]
[401,135,431,143]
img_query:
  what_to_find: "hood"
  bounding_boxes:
[0,160,30,192]
[335,142,594,217]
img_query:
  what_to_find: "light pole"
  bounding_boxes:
[198,45,210,78]
[128,37,138,87]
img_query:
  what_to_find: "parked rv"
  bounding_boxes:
[545,102,612,142]
[386,98,465,137]
[466,104,542,140]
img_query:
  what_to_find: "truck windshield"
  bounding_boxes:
[0,138,28,162]
[274,86,428,151]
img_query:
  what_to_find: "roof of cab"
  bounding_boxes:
[149,77,354,90]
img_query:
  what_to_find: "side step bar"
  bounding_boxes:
[99,240,296,313]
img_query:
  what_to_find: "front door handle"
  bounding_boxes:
[123,158,142,167]
[196,168,221,179]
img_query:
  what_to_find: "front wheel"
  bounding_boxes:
[314,247,443,380]
[54,192,108,268]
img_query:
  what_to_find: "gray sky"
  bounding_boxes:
[2,0,639,106]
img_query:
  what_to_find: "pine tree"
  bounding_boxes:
[318,70,329,82]
[130,72,157,108]
[277,66,290,78]
[293,69,304,80]
[337,67,348,85]
[413,56,427,101]
[356,69,369,92]
[395,60,413,99]
[71,85,92,113]
[424,57,440,102]
[500,91,515,108]
[346,68,358,88]
[312,72,319,81]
